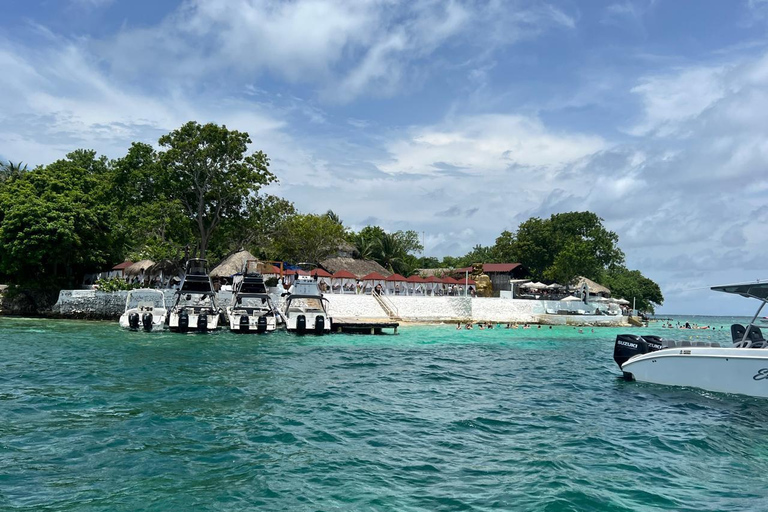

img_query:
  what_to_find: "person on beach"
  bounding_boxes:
[456,322,461,330]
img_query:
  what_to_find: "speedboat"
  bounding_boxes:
[168,259,222,333]
[227,260,281,333]
[613,281,768,398]
[282,275,331,334]
[119,288,168,331]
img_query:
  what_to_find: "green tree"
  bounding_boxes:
[601,267,664,314]
[111,142,191,261]
[494,212,625,283]
[159,121,275,259]
[273,213,347,264]
[210,194,296,260]
[0,151,118,288]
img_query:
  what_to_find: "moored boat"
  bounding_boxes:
[613,281,768,398]
[282,274,331,334]
[168,259,222,333]
[119,288,168,331]
[227,260,281,333]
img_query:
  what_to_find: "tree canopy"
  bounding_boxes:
[158,121,275,259]
[0,151,118,288]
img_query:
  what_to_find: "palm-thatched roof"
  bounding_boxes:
[210,249,257,278]
[573,276,611,296]
[147,259,181,277]
[124,259,155,277]
[320,257,391,279]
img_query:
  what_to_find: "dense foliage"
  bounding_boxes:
[0,122,662,314]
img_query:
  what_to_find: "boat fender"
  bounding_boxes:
[314,315,325,335]
[257,315,267,333]
[128,312,140,330]
[197,313,208,332]
[239,314,250,333]
[296,315,306,334]
[613,334,650,369]
[142,312,153,331]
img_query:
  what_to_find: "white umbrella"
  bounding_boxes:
[561,295,582,302]
[615,298,630,305]
[547,283,562,289]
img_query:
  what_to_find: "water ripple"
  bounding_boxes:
[2,318,768,510]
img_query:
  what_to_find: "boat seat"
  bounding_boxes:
[695,341,708,347]
[681,341,692,347]
[731,324,766,347]
[663,340,677,348]
[710,342,720,347]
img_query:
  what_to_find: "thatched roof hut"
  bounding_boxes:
[573,276,611,297]
[320,257,391,279]
[210,249,258,278]
[124,259,155,277]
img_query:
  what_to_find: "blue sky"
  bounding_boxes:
[2,0,768,315]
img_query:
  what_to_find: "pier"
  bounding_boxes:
[332,318,399,334]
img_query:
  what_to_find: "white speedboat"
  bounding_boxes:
[119,288,168,331]
[227,260,281,333]
[613,281,768,398]
[282,275,331,334]
[168,259,222,333]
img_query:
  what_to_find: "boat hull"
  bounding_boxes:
[118,310,168,332]
[227,309,278,333]
[284,312,330,334]
[168,310,220,332]
[622,347,768,398]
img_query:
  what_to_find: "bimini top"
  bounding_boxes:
[711,282,768,301]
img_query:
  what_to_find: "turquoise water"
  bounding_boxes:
[2,316,768,511]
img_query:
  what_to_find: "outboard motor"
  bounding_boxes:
[296,315,306,334]
[197,313,208,332]
[239,314,250,333]
[128,312,140,330]
[178,310,189,332]
[640,335,664,351]
[142,312,153,331]
[314,315,325,335]
[614,334,667,379]
[256,316,267,333]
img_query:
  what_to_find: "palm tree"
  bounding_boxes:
[354,233,375,260]
[325,209,342,226]
[375,232,407,273]
[0,161,28,182]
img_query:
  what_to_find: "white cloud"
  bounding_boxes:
[379,114,606,177]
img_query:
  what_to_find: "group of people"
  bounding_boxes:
[456,322,554,330]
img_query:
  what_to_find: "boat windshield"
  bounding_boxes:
[125,290,165,311]
[233,295,272,310]
[287,297,326,313]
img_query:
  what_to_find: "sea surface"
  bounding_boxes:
[2,316,768,511]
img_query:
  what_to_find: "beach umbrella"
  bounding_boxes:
[385,274,407,281]
[310,268,333,278]
[615,298,630,305]
[333,270,357,279]
[561,295,582,302]
[547,283,562,289]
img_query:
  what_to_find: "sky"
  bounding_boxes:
[1,0,768,315]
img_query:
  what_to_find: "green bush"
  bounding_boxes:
[95,277,140,292]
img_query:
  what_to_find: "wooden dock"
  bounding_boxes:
[332,319,399,334]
